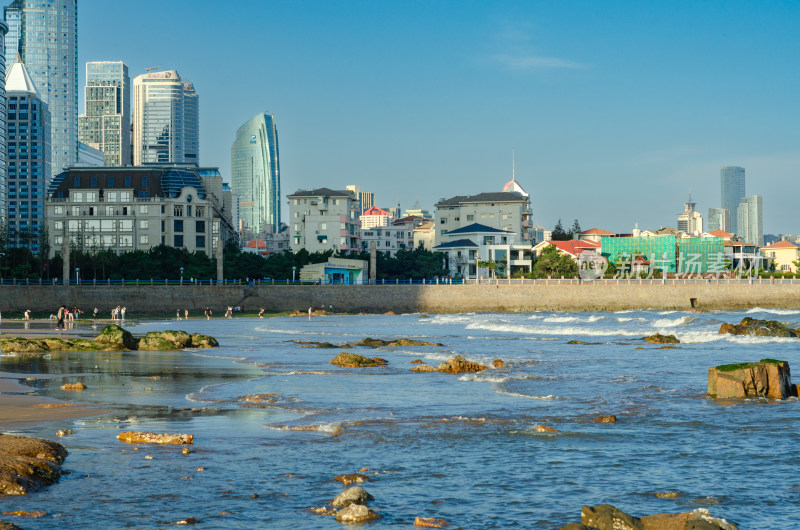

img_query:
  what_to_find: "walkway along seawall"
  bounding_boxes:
[2,279,800,313]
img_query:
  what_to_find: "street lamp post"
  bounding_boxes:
[180,267,184,285]
[75,267,80,285]
[292,266,296,283]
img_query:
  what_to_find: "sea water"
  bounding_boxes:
[1,309,800,528]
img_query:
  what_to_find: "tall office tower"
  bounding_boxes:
[133,70,199,165]
[5,0,78,177]
[676,194,702,235]
[345,185,374,215]
[78,61,131,166]
[0,19,8,224]
[707,208,729,233]
[183,82,199,164]
[737,195,763,246]
[720,166,745,236]
[231,112,281,233]
[5,60,50,251]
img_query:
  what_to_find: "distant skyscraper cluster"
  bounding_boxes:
[79,62,131,167]
[713,166,763,245]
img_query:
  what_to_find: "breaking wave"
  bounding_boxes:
[745,307,800,316]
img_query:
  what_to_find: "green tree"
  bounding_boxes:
[568,219,582,239]
[533,244,578,278]
[551,219,568,241]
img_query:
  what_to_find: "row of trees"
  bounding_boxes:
[551,219,582,241]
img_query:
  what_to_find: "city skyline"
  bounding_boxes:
[75,1,800,233]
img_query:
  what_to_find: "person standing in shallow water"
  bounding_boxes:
[308,306,312,320]
[259,308,264,319]
[56,305,66,330]
[185,309,189,319]
[205,307,212,320]
[177,309,181,320]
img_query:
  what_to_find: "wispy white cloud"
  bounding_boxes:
[490,53,585,71]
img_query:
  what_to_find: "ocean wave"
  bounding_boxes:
[614,310,635,314]
[658,310,679,315]
[745,307,800,316]
[543,316,579,323]
[496,388,560,400]
[465,322,642,337]
[653,316,695,328]
[616,317,647,323]
[674,331,799,344]
[587,315,606,322]
[458,373,510,383]
[430,314,475,324]
[265,423,343,435]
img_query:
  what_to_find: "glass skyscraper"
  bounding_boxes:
[0,19,8,225]
[737,195,763,246]
[78,61,131,166]
[133,70,199,165]
[720,166,745,236]
[4,0,78,178]
[231,112,281,233]
[5,60,51,251]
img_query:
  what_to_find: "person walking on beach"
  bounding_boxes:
[24,309,31,320]
[259,308,264,319]
[184,309,189,319]
[205,307,211,320]
[93,307,98,319]
[308,306,312,320]
[56,305,66,331]
[121,307,126,320]
[177,309,182,320]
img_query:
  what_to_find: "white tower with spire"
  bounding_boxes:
[677,191,703,235]
[502,148,529,197]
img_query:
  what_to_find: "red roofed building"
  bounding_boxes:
[578,228,615,243]
[360,206,392,229]
[705,230,734,240]
[761,240,800,273]
[533,239,601,260]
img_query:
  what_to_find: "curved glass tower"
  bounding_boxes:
[231,112,281,233]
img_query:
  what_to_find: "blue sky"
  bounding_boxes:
[79,1,800,234]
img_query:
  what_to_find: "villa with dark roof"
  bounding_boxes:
[433,222,532,278]
[44,165,237,257]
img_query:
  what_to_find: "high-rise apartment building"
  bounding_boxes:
[707,208,729,233]
[737,195,763,246]
[5,60,50,251]
[346,185,374,215]
[676,194,702,235]
[0,19,8,224]
[231,112,281,233]
[78,61,130,166]
[5,0,78,177]
[288,188,360,253]
[132,70,199,165]
[720,166,745,236]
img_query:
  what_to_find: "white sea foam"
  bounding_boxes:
[430,314,475,324]
[658,310,679,315]
[653,316,694,328]
[458,373,510,383]
[614,310,635,314]
[496,388,560,400]
[465,322,642,337]
[616,317,647,323]
[543,316,578,323]
[745,307,800,316]
[587,315,606,322]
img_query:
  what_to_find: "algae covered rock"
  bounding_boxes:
[436,355,488,374]
[351,337,443,348]
[330,352,388,368]
[191,333,219,348]
[0,337,49,353]
[0,434,68,495]
[117,431,193,445]
[643,333,680,344]
[581,504,642,529]
[718,317,799,338]
[707,359,793,399]
[159,330,192,348]
[95,324,137,350]
[138,333,181,351]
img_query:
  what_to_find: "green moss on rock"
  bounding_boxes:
[95,324,137,349]
[330,352,388,368]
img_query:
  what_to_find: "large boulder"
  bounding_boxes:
[558,505,737,530]
[117,432,193,445]
[707,359,793,399]
[191,333,219,348]
[335,504,380,523]
[330,486,374,507]
[350,337,443,348]
[138,332,182,351]
[0,337,49,353]
[95,324,138,350]
[718,318,799,338]
[581,504,642,529]
[0,434,68,495]
[329,352,388,368]
[437,355,488,374]
[158,330,192,348]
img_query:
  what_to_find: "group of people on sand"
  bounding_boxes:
[110,306,127,320]
[176,309,190,320]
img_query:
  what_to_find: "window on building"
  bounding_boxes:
[187,206,192,217]
[124,176,131,187]
[90,177,97,187]
[73,176,80,187]
[139,205,148,214]
[440,218,447,224]
[105,205,114,216]
[54,206,64,215]
[107,176,114,187]
[140,235,149,245]
[174,220,184,232]
[320,223,327,230]
[196,206,204,217]
[142,176,148,187]
[196,235,206,248]
[140,220,149,230]
[54,221,64,231]
[106,191,117,202]
[196,220,205,232]
[174,235,184,247]
[71,206,80,216]
[174,205,183,216]
[467,214,474,221]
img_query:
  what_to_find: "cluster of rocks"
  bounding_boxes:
[412,355,491,374]
[642,333,680,344]
[0,434,68,496]
[558,503,737,530]
[708,359,796,399]
[718,317,800,338]
[329,352,388,368]
[117,431,194,445]
[293,337,443,348]
[0,325,218,354]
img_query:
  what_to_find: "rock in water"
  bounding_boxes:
[137,332,183,351]
[117,432,194,445]
[592,415,617,423]
[335,504,381,523]
[643,333,680,344]
[95,324,138,350]
[0,434,68,495]
[414,516,450,527]
[718,317,799,338]
[330,486,374,507]
[581,504,642,529]
[60,382,87,391]
[707,359,793,399]
[333,473,370,486]
[329,352,388,368]
[436,355,488,374]
[191,333,219,348]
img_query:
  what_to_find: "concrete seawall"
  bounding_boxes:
[2,280,799,313]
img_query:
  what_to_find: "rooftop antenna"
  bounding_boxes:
[145,65,161,73]
[512,147,516,182]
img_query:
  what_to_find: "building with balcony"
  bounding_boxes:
[676,194,703,236]
[360,206,392,229]
[44,165,236,258]
[761,241,800,273]
[434,192,532,247]
[433,223,532,278]
[288,188,360,253]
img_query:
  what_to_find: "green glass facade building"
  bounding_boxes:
[601,236,724,274]
[78,61,131,167]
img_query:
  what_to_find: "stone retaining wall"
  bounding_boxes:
[0,282,798,313]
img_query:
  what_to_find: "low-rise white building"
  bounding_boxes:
[288,188,361,253]
[434,192,533,246]
[433,223,532,279]
[360,216,427,256]
[360,206,392,229]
